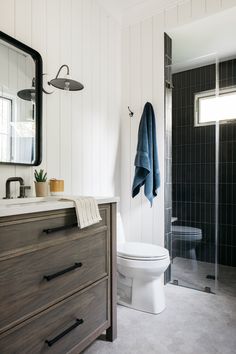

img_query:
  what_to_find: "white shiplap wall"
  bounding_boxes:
[121,0,236,246]
[1,0,236,248]
[0,0,121,198]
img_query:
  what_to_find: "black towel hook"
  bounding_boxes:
[128,106,134,117]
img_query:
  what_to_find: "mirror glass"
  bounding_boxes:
[0,33,42,165]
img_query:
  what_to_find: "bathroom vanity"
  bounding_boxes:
[0,197,117,354]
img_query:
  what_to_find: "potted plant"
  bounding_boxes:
[34,169,48,197]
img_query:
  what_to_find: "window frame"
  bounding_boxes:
[194,86,236,127]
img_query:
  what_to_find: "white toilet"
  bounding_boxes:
[117,213,170,314]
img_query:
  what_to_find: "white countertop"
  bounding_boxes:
[0,196,119,217]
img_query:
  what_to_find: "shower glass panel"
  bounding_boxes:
[216,59,236,297]
[170,56,218,293]
[169,55,236,295]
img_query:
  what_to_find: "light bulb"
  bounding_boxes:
[64,80,70,91]
[31,92,35,104]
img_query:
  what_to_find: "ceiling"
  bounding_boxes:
[98,0,149,15]
[168,7,236,72]
[98,0,179,22]
[108,0,149,12]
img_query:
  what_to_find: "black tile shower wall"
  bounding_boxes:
[172,59,236,267]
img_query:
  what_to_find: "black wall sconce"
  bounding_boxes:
[17,78,36,102]
[17,64,84,101]
[48,64,84,91]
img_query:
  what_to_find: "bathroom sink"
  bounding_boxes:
[0,196,61,208]
[0,196,119,217]
[0,196,73,217]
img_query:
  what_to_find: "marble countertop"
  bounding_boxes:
[0,196,119,217]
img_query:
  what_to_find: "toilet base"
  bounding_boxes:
[118,276,166,314]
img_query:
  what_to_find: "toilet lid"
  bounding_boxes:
[117,242,169,261]
[171,225,202,241]
[172,226,202,235]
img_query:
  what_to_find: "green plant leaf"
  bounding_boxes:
[34,169,47,182]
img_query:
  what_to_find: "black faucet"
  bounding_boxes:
[4,177,31,199]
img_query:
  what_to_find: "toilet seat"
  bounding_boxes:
[117,242,169,261]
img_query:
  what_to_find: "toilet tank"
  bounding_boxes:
[117,212,126,245]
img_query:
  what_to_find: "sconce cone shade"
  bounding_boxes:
[17,88,35,101]
[17,78,35,101]
[49,78,84,91]
[48,64,84,91]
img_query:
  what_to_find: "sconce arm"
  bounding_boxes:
[55,64,70,79]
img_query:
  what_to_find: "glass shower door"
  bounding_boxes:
[170,57,218,293]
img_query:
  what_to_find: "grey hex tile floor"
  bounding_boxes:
[84,284,236,354]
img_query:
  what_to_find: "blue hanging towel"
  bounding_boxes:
[132,102,160,206]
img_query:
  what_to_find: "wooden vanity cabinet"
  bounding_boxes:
[0,203,117,354]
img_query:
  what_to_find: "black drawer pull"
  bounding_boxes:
[43,223,78,234]
[43,262,82,281]
[45,318,84,347]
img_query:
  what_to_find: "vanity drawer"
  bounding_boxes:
[0,279,109,354]
[0,204,110,256]
[0,230,109,333]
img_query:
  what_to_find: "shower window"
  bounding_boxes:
[195,87,236,126]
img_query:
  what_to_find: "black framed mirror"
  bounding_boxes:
[0,31,42,166]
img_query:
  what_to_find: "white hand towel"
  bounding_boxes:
[61,197,102,229]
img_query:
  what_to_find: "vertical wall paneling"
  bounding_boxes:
[191,0,206,18]
[112,20,122,196]
[222,0,236,9]
[99,9,109,196]
[14,0,32,195]
[129,23,142,242]
[120,0,236,248]
[31,0,47,178]
[140,18,154,244]
[113,22,122,197]
[46,0,61,181]
[71,0,83,195]
[0,46,8,86]
[121,14,165,246]
[177,0,192,24]
[124,0,236,27]
[0,0,121,199]
[120,27,131,238]
[0,0,14,36]
[153,12,165,247]
[60,0,72,194]
[206,0,222,13]
[1,0,236,241]
[91,0,100,196]
[107,17,114,196]
[0,0,15,197]
[81,0,92,195]
[164,6,178,29]
[15,0,32,45]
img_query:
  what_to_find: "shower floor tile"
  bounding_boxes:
[171,257,236,297]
